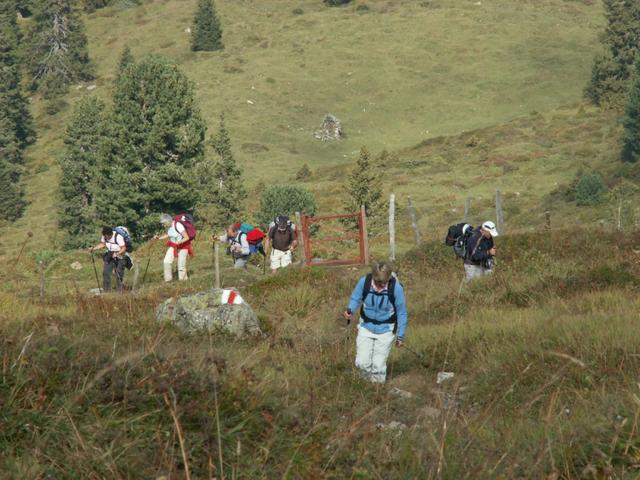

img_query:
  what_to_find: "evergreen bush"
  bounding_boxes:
[191,0,223,52]
[575,173,607,206]
[257,185,317,228]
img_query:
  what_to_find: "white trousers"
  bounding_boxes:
[355,324,395,384]
[270,248,292,270]
[164,248,189,282]
[464,263,492,282]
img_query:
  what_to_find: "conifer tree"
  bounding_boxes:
[585,0,640,105]
[206,114,245,227]
[115,45,134,82]
[191,0,223,52]
[26,0,93,97]
[622,58,640,162]
[95,56,206,238]
[16,0,34,17]
[343,146,383,226]
[58,97,106,248]
[0,0,35,147]
[0,114,26,221]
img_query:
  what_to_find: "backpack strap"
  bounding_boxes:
[359,274,398,331]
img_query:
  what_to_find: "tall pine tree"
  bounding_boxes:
[0,0,35,148]
[585,0,640,105]
[115,45,134,83]
[26,0,93,97]
[343,146,383,227]
[0,114,26,221]
[205,114,245,227]
[95,56,206,238]
[622,58,640,162]
[58,97,106,248]
[191,0,223,52]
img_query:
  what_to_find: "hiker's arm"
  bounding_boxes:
[394,283,408,341]
[154,233,169,240]
[89,242,105,252]
[264,229,271,252]
[346,277,366,316]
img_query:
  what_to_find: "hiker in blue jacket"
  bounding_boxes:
[343,261,408,384]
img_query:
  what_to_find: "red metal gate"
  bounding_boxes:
[298,206,369,267]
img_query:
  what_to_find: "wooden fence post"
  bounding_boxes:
[302,214,312,266]
[360,205,369,265]
[214,242,221,289]
[295,211,305,266]
[407,196,421,246]
[39,261,45,303]
[389,194,396,262]
[463,197,471,223]
[496,190,504,233]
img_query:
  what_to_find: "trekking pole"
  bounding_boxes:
[14,231,33,267]
[141,236,161,289]
[90,252,101,291]
[403,343,430,369]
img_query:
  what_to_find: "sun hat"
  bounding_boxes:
[481,220,499,237]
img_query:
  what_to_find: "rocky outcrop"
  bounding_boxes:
[314,114,343,141]
[157,289,262,337]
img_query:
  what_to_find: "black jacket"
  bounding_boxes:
[464,229,494,266]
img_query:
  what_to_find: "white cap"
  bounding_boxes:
[481,220,499,237]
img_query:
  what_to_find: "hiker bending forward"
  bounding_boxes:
[89,226,127,292]
[155,214,192,282]
[217,224,251,269]
[464,220,498,282]
[344,261,408,384]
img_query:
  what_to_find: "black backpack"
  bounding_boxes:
[360,273,399,333]
[269,215,294,239]
[445,223,473,259]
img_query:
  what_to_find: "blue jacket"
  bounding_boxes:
[347,275,408,339]
[464,229,494,266]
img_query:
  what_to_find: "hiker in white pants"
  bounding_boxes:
[155,214,193,282]
[344,261,408,384]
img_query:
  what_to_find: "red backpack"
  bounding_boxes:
[233,223,265,244]
[246,228,265,244]
[174,213,197,240]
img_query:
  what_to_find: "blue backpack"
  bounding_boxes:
[114,226,134,252]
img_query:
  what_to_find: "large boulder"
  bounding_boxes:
[314,114,343,141]
[157,289,263,337]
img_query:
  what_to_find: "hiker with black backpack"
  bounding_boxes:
[154,213,197,282]
[265,215,297,273]
[89,226,133,292]
[463,220,498,282]
[343,261,408,384]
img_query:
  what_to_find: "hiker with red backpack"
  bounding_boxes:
[89,226,133,292]
[154,213,197,282]
[265,215,297,273]
[216,223,265,269]
[343,261,408,384]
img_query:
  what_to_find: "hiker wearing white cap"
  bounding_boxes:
[463,220,498,281]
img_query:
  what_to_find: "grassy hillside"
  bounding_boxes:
[3,228,640,478]
[10,0,606,254]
